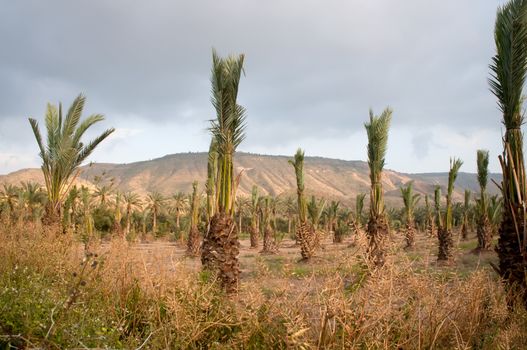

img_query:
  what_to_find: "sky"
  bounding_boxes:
[0,0,512,175]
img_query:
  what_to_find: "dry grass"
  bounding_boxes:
[1,224,526,349]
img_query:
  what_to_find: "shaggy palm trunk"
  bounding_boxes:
[476,216,493,251]
[260,198,278,254]
[437,226,454,261]
[201,213,239,293]
[405,220,416,249]
[332,221,343,243]
[43,202,61,227]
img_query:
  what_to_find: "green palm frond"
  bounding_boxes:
[477,150,490,191]
[209,49,246,216]
[489,0,527,129]
[365,108,392,218]
[289,148,307,222]
[28,94,114,216]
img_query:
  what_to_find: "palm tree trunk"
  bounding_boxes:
[201,212,239,293]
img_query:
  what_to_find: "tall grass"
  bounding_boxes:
[1,223,526,349]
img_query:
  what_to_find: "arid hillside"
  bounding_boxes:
[0,152,500,206]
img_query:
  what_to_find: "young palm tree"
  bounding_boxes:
[205,140,218,224]
[326,201,341,243]
[172,192,188,233]
[425,194,436,238]
[94,184,113,209]
[28,94,114,225]
[437,158,463,262]
[364,108,392,267]
[307,195,326,230]
[200,49,246,293]
[434,186,443,233]
[187,181,201,256]
[248,185,260,248]
[19,181,47,223]
[461,190,472,241]
[0,184,19,223]
[475,150,493,251]
[489,0,527,302]
[289,149,317,260]
[260,196,278,254]
[123,191,142,239]
[400,182,420,249]
[113,192,123,236]
[147,192,166,235]
[80,186,94,247]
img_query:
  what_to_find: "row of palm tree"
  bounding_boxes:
[17,0,527,301]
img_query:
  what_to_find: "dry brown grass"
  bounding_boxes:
[1,223,526,349]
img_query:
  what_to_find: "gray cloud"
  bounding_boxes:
[0,0,509,174]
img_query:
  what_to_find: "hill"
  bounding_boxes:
[0,152,501,206]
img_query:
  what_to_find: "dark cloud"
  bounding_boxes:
[0,0,509,173]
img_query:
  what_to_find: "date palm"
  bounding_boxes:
[475,150,493,251]
[289,149,317,260]
[28,94,114,225]
[489,0,527,303]
[437,158,463,262]
[187,181,202,256]
[307,195,326,231]
[172,192,188,233]
[326,201,341,243]
[365,108,392,267]
[147,191,166,235]
[201,49,246,293]
[425,194,436,238]
[0,184,19,223]
[461,190,472,241]
[400,181,420,249]
[248,185,260,248]
[260,196,278,254]
[123,191,142,239]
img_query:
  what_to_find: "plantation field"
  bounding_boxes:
[3,224,525,349]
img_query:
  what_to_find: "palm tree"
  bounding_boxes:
[364,108,392,267]
[0,184,19,223]
[172,192,188,233]
[475,150,493,251]
[434,186,443,233]
[19,181,47,222]
[200,49,246,293]
[260,196,278,254]
[437,158,463,262]
[147,192,166,235]
[400,182,420,249]
[326,201,341,243]
[80,186,95,247]
[187,181,202,256]
[489,0,527,303]
[307,195,326,230]
[94,184,113,209]
[28,94,114,225]
[112,192,123,236]
[425,194,436,238]
[461,190,472,240]
[123,191,142,239]
[248,185,260,248]
[289,149,317,260]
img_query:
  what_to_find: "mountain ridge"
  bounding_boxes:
[0,152,501,206]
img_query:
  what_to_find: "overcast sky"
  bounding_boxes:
[0,0,511,175]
